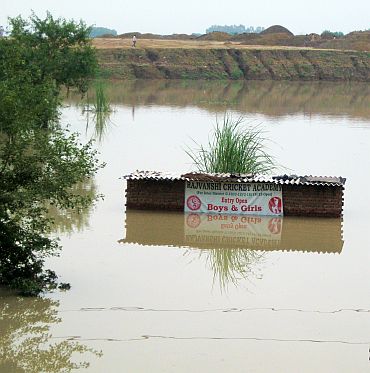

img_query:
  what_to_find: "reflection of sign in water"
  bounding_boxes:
[268,217,282,234]
[185,181,283,216]
[121,211,343,254]
[186,213,201,228]
[185,213,283,248]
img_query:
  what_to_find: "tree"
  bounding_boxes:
[0,13,102,295]
[90,26,118,38]
[321,30,344,38]
[206,24,265,35]
[1,12,97,132]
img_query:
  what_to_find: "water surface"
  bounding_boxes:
[2,80,370,372]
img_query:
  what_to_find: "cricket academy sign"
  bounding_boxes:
[184,181,283,216]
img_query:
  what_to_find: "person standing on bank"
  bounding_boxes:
[132,35,137,47]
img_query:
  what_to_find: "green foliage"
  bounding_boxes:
[0,129,101,295]
[47,179,97,234]
[90,26,117,38]
[230,68,244,79]
[83,80,113,142]
[206,24,265,34]
[9,12,97,93]
[0,14,101,295]
[321,30,344,38]
[93,81,111,113]
[187,115,275,174]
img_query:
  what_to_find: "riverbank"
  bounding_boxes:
[96,43,369,81]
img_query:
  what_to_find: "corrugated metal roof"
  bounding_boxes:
[123,170,346,186]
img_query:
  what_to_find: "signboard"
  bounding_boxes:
[184,181,283,216]
[185,213,282,248]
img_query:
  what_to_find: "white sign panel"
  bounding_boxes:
[184,181,283,216]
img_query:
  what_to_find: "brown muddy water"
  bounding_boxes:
[1,80,370,372]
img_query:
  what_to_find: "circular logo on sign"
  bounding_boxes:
[186,195,202,211]
[268,197,282,214]
[268,218,282,234]
[186,213,201,228]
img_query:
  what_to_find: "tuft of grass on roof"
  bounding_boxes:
[187,114,275,174]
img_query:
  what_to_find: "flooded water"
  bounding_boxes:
[1,80,370,372]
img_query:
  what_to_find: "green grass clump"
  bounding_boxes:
[187,114,275,174]
[82,80,113,142]
[93,80,111,113]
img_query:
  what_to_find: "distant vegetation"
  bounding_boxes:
[90,26,117,38]
[321,30,344,38]
[206,24,265,34]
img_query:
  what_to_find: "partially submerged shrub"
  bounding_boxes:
[187,114,275,174]
[83,80,113,141]
[93,80,111,113]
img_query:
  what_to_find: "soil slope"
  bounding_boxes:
[97,46,370,81]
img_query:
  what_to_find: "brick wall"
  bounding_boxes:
[126,180,184,211]
[126,180,344,217]
[282,185,344,217]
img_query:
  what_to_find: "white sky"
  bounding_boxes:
[2,0,369,35]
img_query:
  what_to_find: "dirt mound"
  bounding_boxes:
[261,25,294,36]
[108,29,369,51]
[117,32,196,40]
[197,32,230,41]
[236,31,370,50]
[236,32,293,44]
[118,32,162,39]
[118,32,141,38]
[162,34,195,40]
[231,33,260,42]
[322,30,370,51]
[96,34,118,38]
[346,30,370,38]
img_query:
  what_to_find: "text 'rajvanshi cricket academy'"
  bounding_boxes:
[184,181,283,216]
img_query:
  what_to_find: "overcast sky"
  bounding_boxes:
[2,0,369,35]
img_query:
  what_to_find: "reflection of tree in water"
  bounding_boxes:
[0,292,102,372]
[47,179,98,235]
[190,248,265,292]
